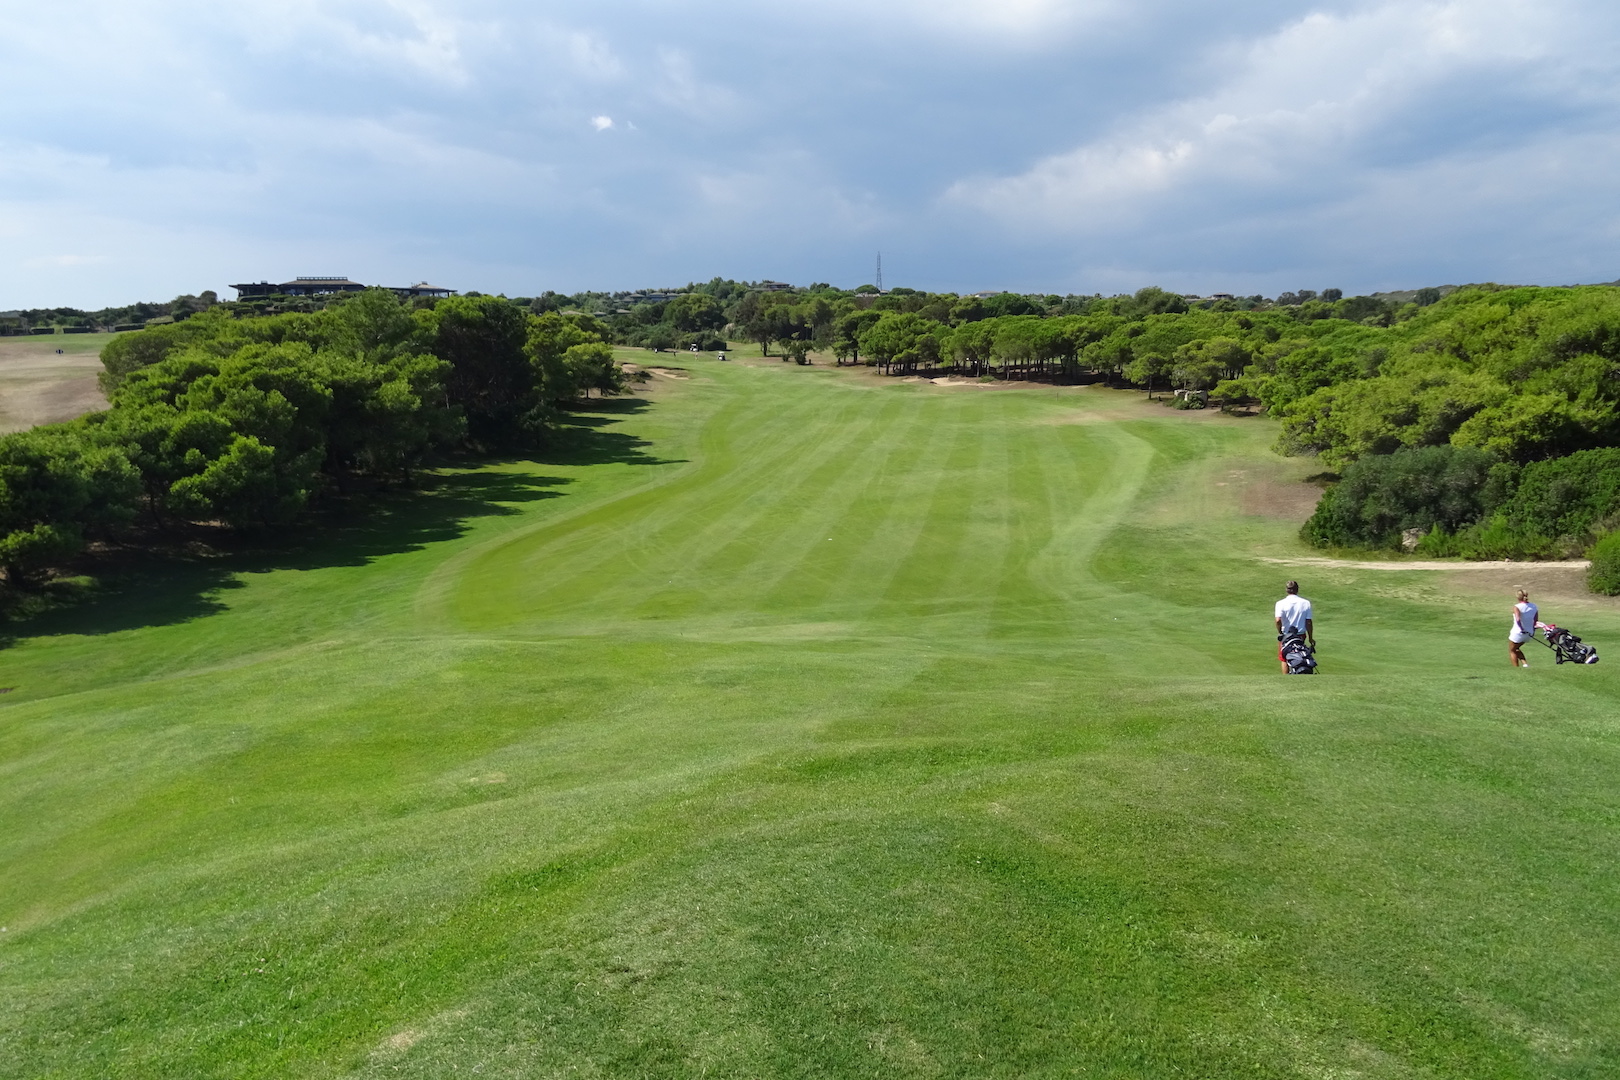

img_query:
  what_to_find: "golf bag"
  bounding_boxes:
[1279,632,1317,674]
[1538,624,1600,665]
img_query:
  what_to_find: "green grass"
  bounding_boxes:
[0,331,120,355]
[3,356,1619,1078]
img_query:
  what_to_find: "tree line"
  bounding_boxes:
[8,275,1619,593]
[0,290,623,587]
[511,280,1445,376]
[669,279,1620,590]
[0,292,221,335]
[1268,285,1620,592]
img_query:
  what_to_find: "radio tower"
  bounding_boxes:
[875,252,883,293]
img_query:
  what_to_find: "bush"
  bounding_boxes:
[1589,532,1620,595]
[0,425,140,583]
[1302,445,1494,549]
[0,291,631,588]
[1497,447,1620,551]
[1426,514,1558,561]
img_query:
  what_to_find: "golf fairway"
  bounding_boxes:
[2,356,1618,1078]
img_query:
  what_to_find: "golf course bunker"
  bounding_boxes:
[621,362,690,380]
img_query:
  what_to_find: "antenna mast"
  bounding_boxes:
[875,252,883,293]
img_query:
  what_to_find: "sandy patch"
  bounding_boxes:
[619,362,689,380]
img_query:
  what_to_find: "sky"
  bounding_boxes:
[3,0,1619,307]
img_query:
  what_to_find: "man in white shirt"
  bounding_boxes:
[1274,580,1315,674]
[1509,588,1538,668]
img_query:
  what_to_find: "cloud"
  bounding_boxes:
[946,1,1617,238]
[817,0,1118,37]
[1,0,1618,304]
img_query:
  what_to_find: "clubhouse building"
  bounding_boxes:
[231,277,456,300]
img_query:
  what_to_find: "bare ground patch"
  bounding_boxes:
[0,338,110,432]
[1239,474,1329,520]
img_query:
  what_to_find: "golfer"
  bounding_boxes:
[1274,580,1315,674]
[1509,588,1538,668]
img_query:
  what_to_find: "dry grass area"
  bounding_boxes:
[0,334,113,433]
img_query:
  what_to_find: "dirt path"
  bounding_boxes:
[1260,556,1591,571]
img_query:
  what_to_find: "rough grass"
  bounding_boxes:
[1,355,1618,1078]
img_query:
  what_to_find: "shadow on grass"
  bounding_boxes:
[543,397,684,467]
[1,398,683,646]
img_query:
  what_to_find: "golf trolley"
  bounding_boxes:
[1279,632,1317,674]
[1535,623,1600,665]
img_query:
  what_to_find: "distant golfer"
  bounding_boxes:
[1274,580,1315,674]
[1509,588,1538,668]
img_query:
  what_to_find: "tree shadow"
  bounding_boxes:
[1,398,683,647]
[1,469,570,646]
[540,398,686,467]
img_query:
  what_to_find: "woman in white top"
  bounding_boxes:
[1508,589,1538,668]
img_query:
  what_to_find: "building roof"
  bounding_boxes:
[231,277,456,299]
[284,277,366,289]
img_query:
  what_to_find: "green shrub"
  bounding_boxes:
[0,424,140,583]
[1446,513,1557,560]
[1497,447,1620,551]
[1589,532,1620,595]
[1301,445,1494,549]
